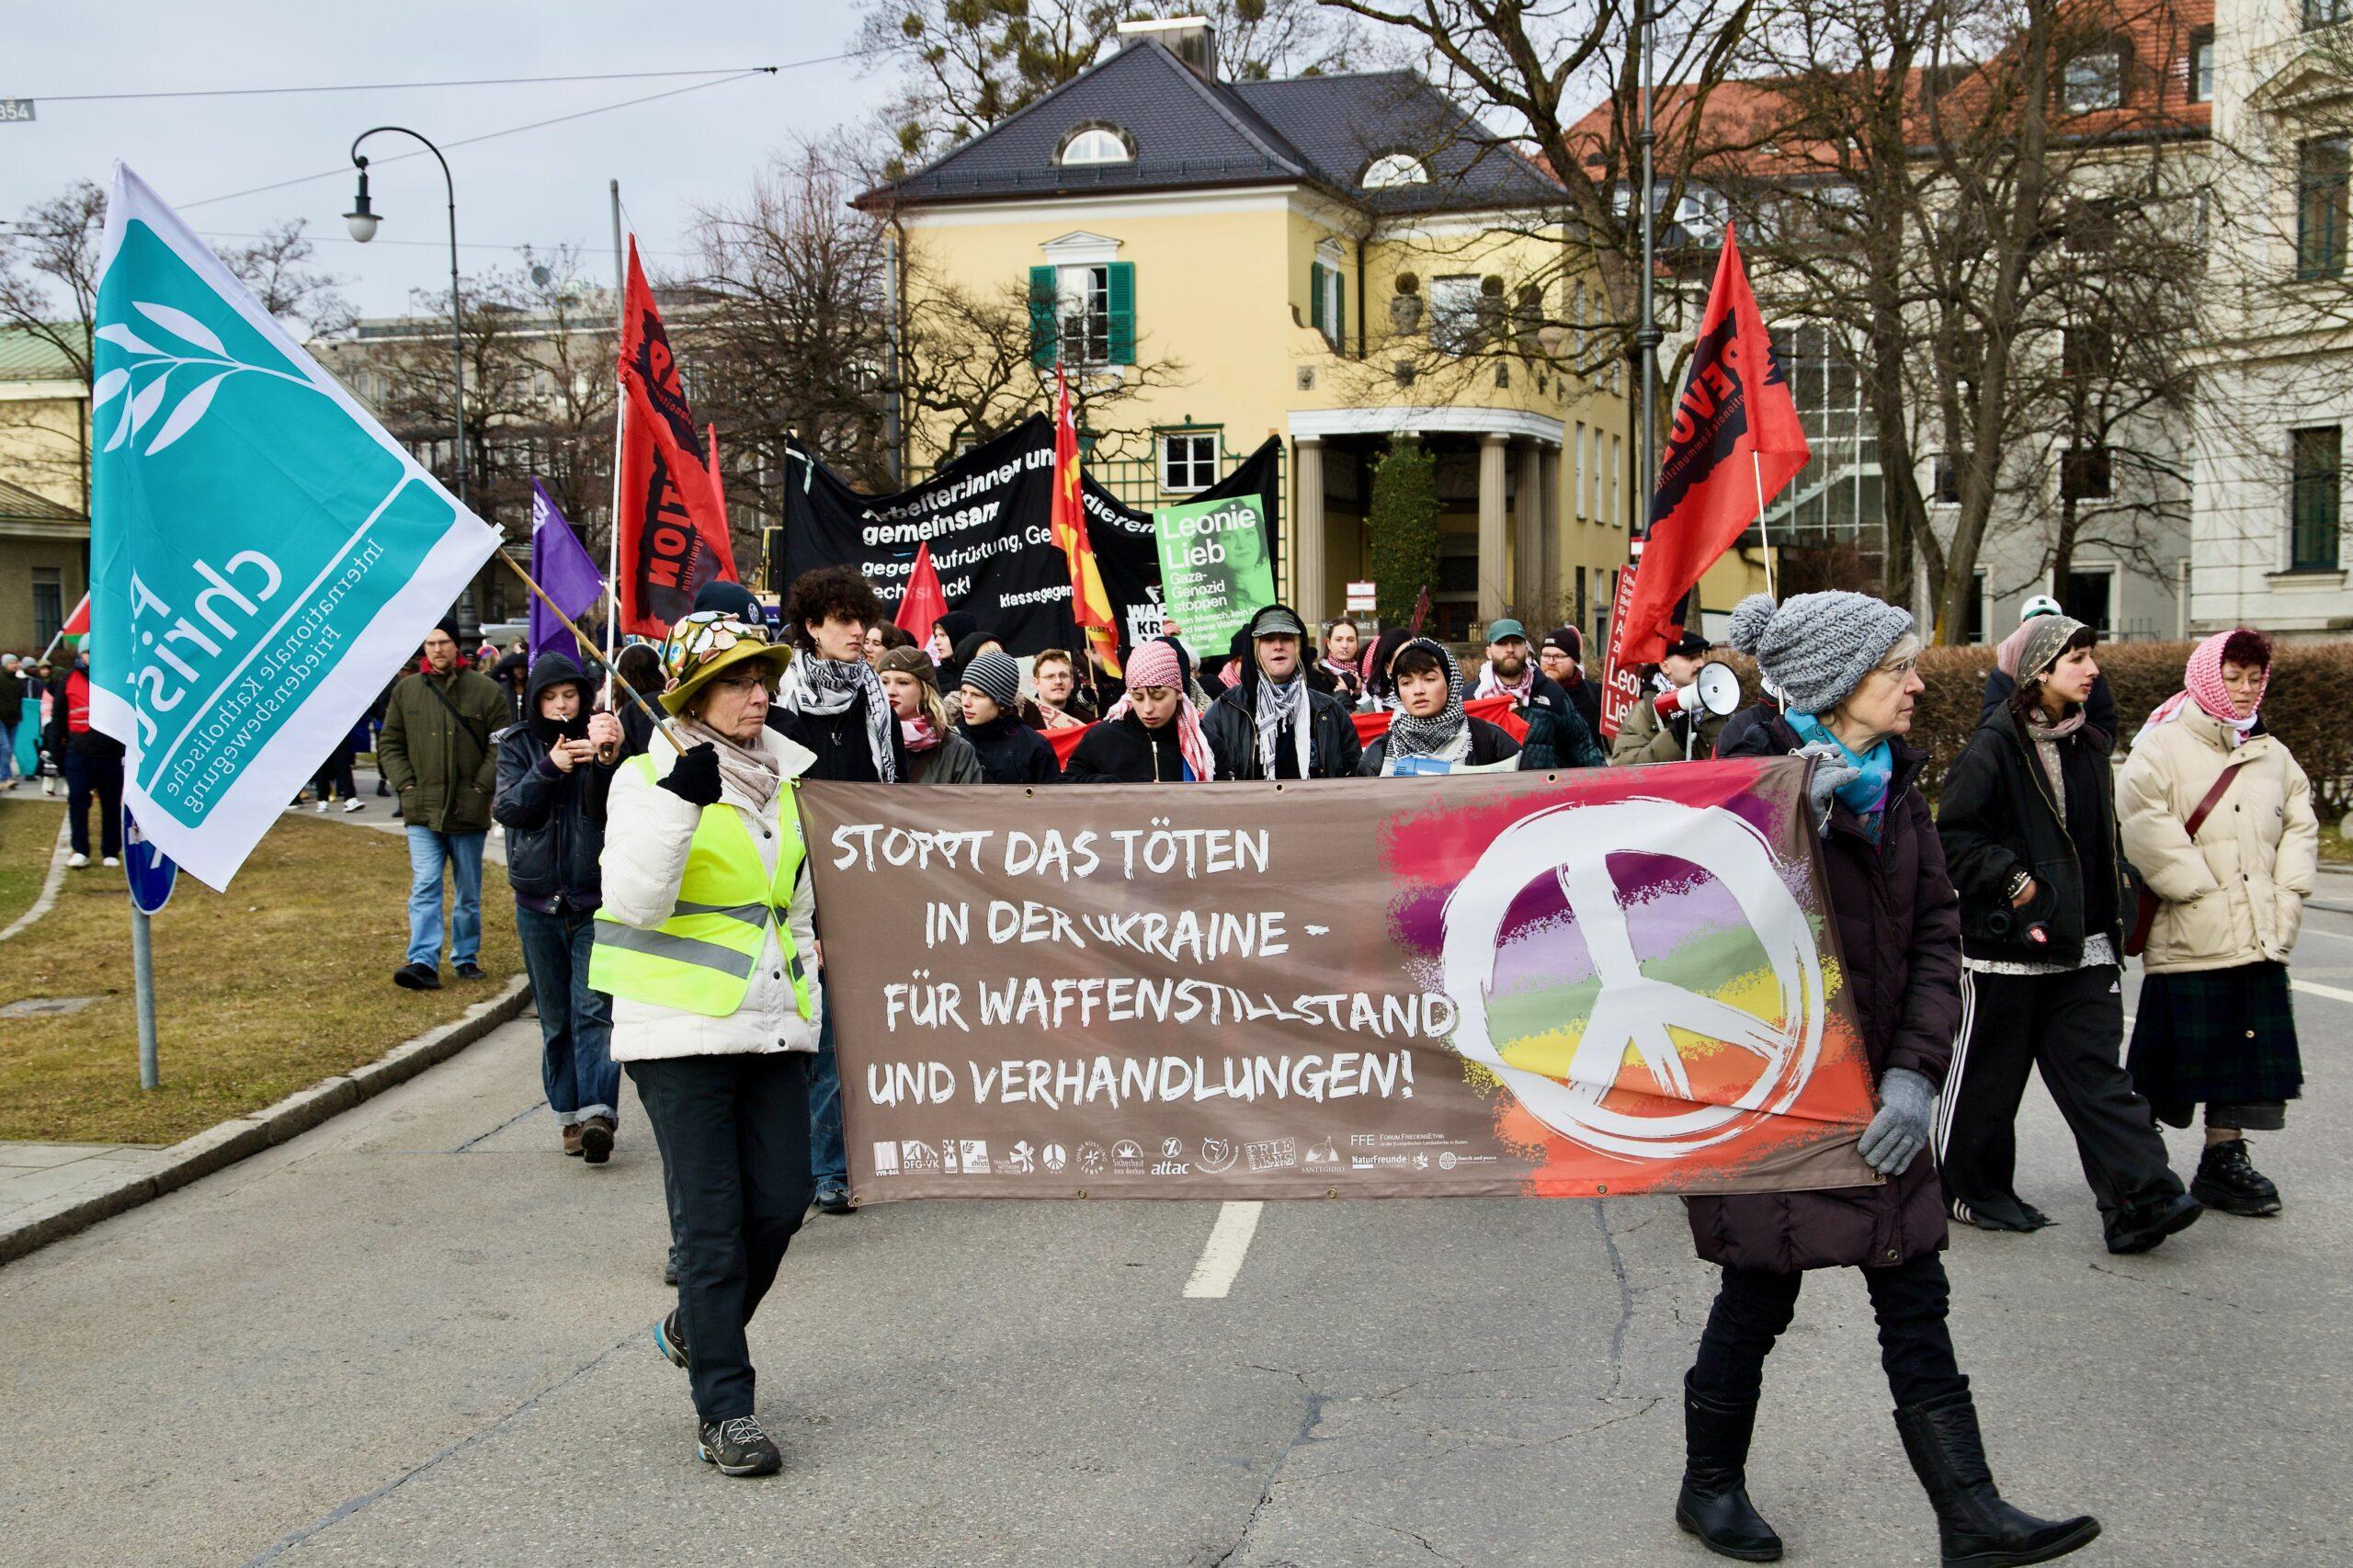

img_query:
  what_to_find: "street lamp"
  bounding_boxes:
[346,125,478,640]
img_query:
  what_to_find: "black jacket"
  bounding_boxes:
[0,668,21,725]
[1936,707,2129,967]
[1562,674,1602,741]
[1359,716,1522,775]
[1980,665,2116,744]
[491,652,613,909]
[776,687,912,783]
[1509,672,1607,769]
[1200,678,1363,780]
[960,711,1062,784]
[1064,710,1216,782]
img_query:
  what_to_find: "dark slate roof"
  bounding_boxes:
[860,41,1563,216]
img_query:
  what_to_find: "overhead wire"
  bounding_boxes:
[33,64,805,104]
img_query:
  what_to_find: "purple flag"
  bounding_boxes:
[529,480,606,661]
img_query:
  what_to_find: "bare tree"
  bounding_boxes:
[0,180,107,384]
[221,220,356,339]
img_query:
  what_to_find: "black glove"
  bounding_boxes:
[656,743,722,807]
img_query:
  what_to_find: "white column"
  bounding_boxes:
[1478,432,1508,627]
[1516,439,1545,621]
[1540,444,1562,626]
[1293,436,1325,624]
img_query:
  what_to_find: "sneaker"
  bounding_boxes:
[66,852,88,869]
[697,1415,781,1477]
[392,961,442,991]
[453,960,488,982]
[580,1115,615,1165]
[314,801,328,813]
[101,856,119,868]
[1949,1195,2037,1233]
[562,1123,584,1157]
[815,1185,854,1216]
[2105,1190,2203,1255]
[654,1308,690,1371]
[344,799,365,813]
[663,1253,680,1287]
[2191,1138,2282,1217]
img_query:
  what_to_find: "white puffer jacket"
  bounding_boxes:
[2115,708,2318,975]
[601,727,824,1061]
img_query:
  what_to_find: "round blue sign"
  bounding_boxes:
[123,807,178,915]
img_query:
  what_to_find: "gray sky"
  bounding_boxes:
[2,1,896,319]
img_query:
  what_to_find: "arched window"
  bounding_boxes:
[1058,125,1133,166]
[1361,152,1429,189]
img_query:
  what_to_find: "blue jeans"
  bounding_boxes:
[810,991,847,1191]
[517,903,616,1124]
[404,825,485,969]
[0,717,16,780]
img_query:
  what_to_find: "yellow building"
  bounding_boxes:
[859,17,1654,646]
[0,326,90,653]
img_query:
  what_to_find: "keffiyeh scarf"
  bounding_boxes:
[2142,629,2263,747]
[778,652,897,782]
[1251,668,1313,779]
[1385,640,1472,766]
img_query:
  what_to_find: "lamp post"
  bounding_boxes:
[347,125,478,640]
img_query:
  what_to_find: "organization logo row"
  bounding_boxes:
[870,1132,1497,1179]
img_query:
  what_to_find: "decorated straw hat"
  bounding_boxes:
[657,610,792,715]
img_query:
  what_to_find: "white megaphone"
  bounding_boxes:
[1652,661,1742,722]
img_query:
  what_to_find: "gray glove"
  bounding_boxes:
[1796,741,1860,831]
[1859,1067,1936,1176]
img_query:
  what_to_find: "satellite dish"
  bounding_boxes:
[1694,661,1741,717]
[530,263,553,288]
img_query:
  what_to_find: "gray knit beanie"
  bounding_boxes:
[1724,591,1914,714]
[961,650,1023,710]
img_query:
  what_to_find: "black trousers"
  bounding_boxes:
[1689,1256,1968,1409]
[1942,966,2183,1218]
[63,750,122,858]
[628,1051,813,1423]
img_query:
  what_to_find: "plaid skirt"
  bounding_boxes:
[2128,961,2302,1128]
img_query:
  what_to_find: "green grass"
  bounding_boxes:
[0,812,522,1145]
[0,798,63,929]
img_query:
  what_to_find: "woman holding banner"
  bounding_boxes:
[877,646,986,784]
[1672,592,2098,1567]
[1357,641,1519,776]
[594,609,821,1480]
[1063,637,1220,783]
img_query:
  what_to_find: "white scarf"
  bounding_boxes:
[777,652,896,782]
[677,717,782,812]
[1251,672,1313,778]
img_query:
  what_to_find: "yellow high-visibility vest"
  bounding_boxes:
[590,756,813,1020]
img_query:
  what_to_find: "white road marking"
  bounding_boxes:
[1181,1201,1264,1299]
[2292,978,2353,1006]
[2294,926,2353,943]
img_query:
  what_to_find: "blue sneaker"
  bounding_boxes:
[653,1308,689,1371]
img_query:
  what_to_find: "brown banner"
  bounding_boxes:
[801,760,1881,1202]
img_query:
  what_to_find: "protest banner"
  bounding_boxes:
[801,758,1881,1201]
[86,165,499,890]
[779,417,1281,659]
[1154,493,1276,661]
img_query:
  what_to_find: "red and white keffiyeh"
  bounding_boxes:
[2141,629,2265,744]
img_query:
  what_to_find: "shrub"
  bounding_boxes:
[1367,439,1440,625]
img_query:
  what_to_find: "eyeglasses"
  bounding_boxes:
[1875,655,1919,678]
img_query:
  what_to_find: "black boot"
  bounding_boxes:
[2191,1138,2281,1217]
[1675,1372,1783,1562]
[1895,1391,2099,1567]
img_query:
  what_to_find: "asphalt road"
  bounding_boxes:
[2,910,2347,1567]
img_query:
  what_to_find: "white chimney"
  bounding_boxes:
[1115,16,1218,80]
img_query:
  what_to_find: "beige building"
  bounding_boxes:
[0,327,90,653]
[859,17,1763,647]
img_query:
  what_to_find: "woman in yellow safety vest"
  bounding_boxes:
[593,609,819,1480]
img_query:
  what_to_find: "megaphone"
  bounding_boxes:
[1653,662,1742,722]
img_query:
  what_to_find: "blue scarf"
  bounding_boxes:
[1788,710,1893,819]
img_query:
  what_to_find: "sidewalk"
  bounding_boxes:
[0,1142,174,1226]
[307,763,506,865]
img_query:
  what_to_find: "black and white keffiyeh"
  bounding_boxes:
[778,652,897,782]
[1384,640,1472,765]
[1251,670,1313,778]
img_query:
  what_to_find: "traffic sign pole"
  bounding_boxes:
[131,904,159,1090]
[123,806,177,1090]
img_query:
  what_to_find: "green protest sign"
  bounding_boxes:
[1153,494,1275,657]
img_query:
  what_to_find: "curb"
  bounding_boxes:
[0,974,530,1267]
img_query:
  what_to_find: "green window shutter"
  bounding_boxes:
[1108,261,1136,365]
[1310,261,1326,331]
[1335,271,1346,351]
[1029,266,1058,369]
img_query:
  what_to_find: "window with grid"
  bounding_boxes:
[2300,138,2349,279]
[2189,29,2214,102]
[1159,429,1220,493]
[2291,426,2342,571]
[2062,446,2112,501]
[1764,322,1884,542]
[1060,265,1111,367]
[2306,0,2350,29]
[1428,275,1481,356]
[31,568,62,647]
[2059,46,2127,113]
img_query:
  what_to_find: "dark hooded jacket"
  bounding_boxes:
[1979,665,2116,744]
[1683,710,1963,1273]
[492,653,614,910]
[1935,705,2128,967]
[1063,710,1218,783]
[1510,671,1608,769]
[959,710,1062,785]
[1199,607,1363,780]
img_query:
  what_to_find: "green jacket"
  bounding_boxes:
[378,666,509,833]
[1608,679,1729,765]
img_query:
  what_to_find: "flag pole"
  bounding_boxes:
[603,186,627,708]
[495,552,688,752]
[1752,451,1777,601]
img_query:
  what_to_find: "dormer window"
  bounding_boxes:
[2058,41,2130,113]
[1058,125,1134,166]
[1361,152,1429,189]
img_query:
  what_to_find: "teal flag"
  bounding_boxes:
[87,165,498,890]
[1152,493,1275,661]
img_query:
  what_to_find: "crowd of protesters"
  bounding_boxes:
[238,562,2303,1526]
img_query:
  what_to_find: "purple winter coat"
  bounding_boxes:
[1684,710,1963,1273]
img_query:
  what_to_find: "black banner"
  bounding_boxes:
[780,417,1281,657]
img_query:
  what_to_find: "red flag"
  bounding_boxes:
[1612,222,1807,670]
[1051,366,1122,677]
[1597,553,1646,737]
[705,422,730,532]
[895,540,949,649]
[60,592,90,638]
[615,237,735,636]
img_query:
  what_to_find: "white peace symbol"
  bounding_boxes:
[1439,799,1824,1160]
